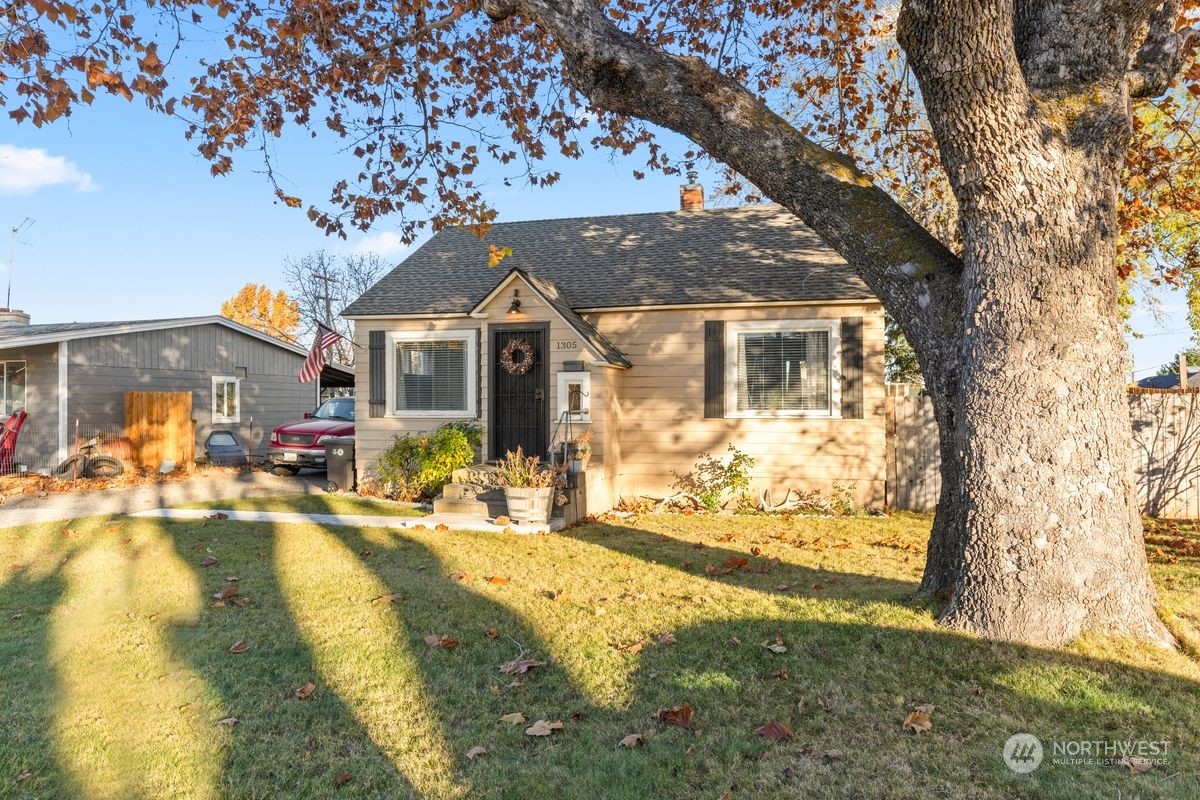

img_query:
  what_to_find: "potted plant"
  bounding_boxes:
[567,429,593,474]
[494,446,558,524]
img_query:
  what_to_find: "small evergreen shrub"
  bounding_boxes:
[370,422,477,501]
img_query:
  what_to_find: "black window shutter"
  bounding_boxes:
[368,330,386,418]
[703,320,725,419]
[840,317,864,419]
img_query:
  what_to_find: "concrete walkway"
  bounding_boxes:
[131,507,560,534]
[0,470,325,528]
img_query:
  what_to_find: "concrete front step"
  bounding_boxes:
[434,481,507,518]
[452,464,503,485]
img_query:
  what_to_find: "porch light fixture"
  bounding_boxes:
[507,289,522,315]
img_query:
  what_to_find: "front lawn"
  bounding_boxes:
[1,508,1198,799]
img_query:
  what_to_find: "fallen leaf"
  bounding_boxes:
[722,556,749,570]
[499,712,527,724]
[216,717,238,726]
[225,576,239,582]
[487,575,510,585]
[295,682,316,700]
[524,720,564,736]
[773,668,790,680]
[10,613,22,620]
[211,600,226,609]
[782,766,797,779]
[729,636,742,645]
[618,733,645,748]
[334,771,351,788]
[359,548,374,557]
[1117,755,1153,774]
[466,745,488,759]
[756,721,795,741]
[213,586,239,601]
[231,597,251,607]
[499,657,546,674]
[372,593,403,603]
[505,680,523,689]
[15,771,32,784]
[494,516,511,525]
[902,709,933,734]
[228,640,249,654]
[618,641,645,655]
[704,564,721,576]
[200,556,219,567]
[435,524,450,531]
[448,572,473,582]
[425,634,459,649]
[656,633,678,645]
[486,627,499,638]
[764,636,788,654]
[656,704,694,729]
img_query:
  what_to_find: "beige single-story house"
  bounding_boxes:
[342,192,885,513]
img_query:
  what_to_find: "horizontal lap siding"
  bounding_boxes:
[590,304,886,506]
[67,324,317,459]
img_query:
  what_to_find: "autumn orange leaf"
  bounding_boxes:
[722,556,749,569]
[200,556,219,567]
[656,632,678,645]
[425,634,459,649]
[756,721,795,741]
[524,719,564,736]
[486,627,499,638]
[493,516,511,525]
[228,640,249,654]
[213,586,239,600]
[334,771,351,788]
[499,712,526,724]
[902,704,935,734]
[617,733,645,748]
[486,575,510,585]
[295,682,317,699]
[655,704,694,729]
[466,745,488,759]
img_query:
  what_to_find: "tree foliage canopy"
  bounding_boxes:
[220,282,300,341]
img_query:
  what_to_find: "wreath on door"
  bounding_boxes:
[500,338,535,375]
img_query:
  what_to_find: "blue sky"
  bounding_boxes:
[0,93,1191,377]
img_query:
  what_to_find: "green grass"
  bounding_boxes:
[2,507,1199,799]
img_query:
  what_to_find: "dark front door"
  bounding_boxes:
[490,324,550,462]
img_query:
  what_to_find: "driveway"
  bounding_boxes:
[0,469,327,528]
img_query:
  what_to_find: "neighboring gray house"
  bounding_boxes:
[1137,367,1200,390]
[0,310,352,472]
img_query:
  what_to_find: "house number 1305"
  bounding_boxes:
[554,340,579,350]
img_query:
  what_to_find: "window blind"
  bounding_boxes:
[736,331,829,412]
[394,340,468,412]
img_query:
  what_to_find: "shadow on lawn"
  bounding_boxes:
[160,521,425,800]
[0,571,75,798]
[5,515,1198,800]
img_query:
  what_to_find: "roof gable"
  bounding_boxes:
[343,204,874,318]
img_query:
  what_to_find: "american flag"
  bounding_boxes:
[298,323,344,383]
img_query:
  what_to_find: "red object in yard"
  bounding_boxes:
[0,409,28,475]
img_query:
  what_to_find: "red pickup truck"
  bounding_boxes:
[267,396,355,475]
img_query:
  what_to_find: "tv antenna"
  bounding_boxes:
[7,217,35,310]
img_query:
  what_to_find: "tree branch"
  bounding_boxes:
[1128,1,1191,98]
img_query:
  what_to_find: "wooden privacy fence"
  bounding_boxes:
[886,392,1200,518]
[125,391,194,471]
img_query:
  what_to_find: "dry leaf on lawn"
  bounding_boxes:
[486,627,499,638]
[371,593,403,603]
[334,772,351,788]
[524,720,564,736]
[722,556,749,570]
[655,704,694,729]
[494,516,511,526]
[435,524,450,531]
[15,771,32,783]
[656,633,678,645]
[499,712,527,724]
[764,636,788,654]
[618,733,645,748]
[618,641,645,655]
[200,556,219,567]
[773,668,790,680]
[448,572,473,582]
[1117,755,1153,774]
[213,586,239,600]
[902,709,933,734]
[466,746,488,760]
[216,717,239,726]
[228,640,249,654]
[295,682,316,700]
[487,575,510,585]
[756,721,795,741]
[499,657,546,675]
[231,597,251,607]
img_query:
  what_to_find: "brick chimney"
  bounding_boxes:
[0,308,30,328]
[679,170,704,211]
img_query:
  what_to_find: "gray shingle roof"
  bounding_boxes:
[342,204,873,317]
[1137,367,1200,389]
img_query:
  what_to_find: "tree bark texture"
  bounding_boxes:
[500,0,1181,645]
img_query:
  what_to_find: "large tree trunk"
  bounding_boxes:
[899,1,1173,644]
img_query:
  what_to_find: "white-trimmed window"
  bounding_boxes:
[1,361,25,416]
[726,320,840,417]
[212,375,241,423]
[557,371,592,422]
[387,330,477,417]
